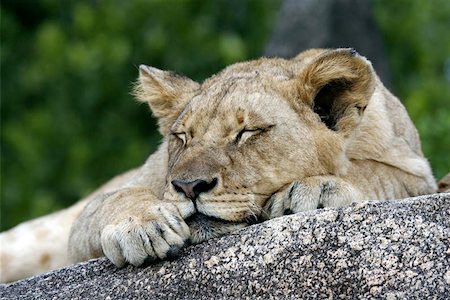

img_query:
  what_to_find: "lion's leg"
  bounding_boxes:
[265,175,365,219]
[68,187,194,267]
[0,199,87,283]
[265,160,436,219]
[0,168,141,283]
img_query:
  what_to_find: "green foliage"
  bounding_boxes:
[374,0,450,179]
[0,0,280,230]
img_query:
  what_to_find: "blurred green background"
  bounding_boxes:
[1,0,449,231]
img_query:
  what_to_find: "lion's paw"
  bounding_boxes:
[100,203,190,267]
[265,177,362,219]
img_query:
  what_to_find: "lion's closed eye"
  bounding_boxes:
[235,125,274,145]
[172,132,187,145]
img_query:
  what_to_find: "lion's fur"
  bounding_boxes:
[0,169,138,282]
[0,49,437,282]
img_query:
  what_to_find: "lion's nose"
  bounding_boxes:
[171,178,218,200]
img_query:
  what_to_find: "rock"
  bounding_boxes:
[1,193,449,299]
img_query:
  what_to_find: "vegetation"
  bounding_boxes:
[0,0,280,230]
[1,0,448,230]
[374,0,450,179]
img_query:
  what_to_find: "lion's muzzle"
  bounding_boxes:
[171,177,218,201]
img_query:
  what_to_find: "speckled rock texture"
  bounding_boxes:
[2,193,449,299]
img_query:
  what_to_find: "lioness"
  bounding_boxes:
[0,48,437,282]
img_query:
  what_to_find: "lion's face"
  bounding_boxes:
[135,49,374,239]
[164,77,326,222]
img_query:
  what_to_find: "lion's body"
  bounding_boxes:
[0,170,138,282]
[0,49,437,282]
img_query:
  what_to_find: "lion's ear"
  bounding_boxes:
[298,48,375,136]
[134,65,199,135]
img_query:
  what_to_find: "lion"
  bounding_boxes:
[0,48,437,282]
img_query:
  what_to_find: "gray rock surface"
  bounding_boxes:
[1,193,449,299]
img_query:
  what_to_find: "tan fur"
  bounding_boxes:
[438,173,450,192]
[0,49,437,282]
[0,169,138,282]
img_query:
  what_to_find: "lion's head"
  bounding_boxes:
[135,48,375,242]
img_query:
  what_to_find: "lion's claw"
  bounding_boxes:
[100,204,190,267]
[265,176,363,219]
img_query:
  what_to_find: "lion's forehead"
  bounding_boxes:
[192,75,288,114]
[170,61,304,139]
[178,88,288,138]
[204,58,296,84]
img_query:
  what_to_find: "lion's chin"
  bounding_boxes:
[186,213,248,244]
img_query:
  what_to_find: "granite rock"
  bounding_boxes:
[1,193,449,299]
